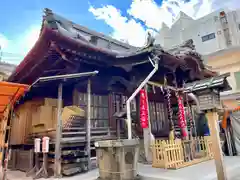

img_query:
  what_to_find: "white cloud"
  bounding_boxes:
[127,0,172,29]
[0,25,41,64]
[15,25,41,54]
[89,5,148,46]
[89,0,239,47]
[0,34,9,50]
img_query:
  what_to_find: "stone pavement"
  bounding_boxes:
[231,173,240,180]
[6,156,240,180]
[138,156,240,180]
[6,169,99,180]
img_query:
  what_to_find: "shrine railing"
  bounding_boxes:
[152,136,213,169]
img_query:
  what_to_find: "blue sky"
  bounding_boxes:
[0,0,238,64]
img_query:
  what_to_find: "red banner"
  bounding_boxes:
[177,96,188,137]
[140,89,149,129]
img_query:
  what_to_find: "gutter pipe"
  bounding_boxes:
[126,56,159,139]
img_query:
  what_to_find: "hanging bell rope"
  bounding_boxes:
[164,76,175,140]
[185,93,197,139]
[173,73,188,139]
[183,80,198,139]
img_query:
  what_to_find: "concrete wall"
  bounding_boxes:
[155,8,240,108]
[206,48,240,108]
[206,49,240,92]
[223,99,239,109]
[156,9,240,55]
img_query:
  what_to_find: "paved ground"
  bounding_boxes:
[6,169,99,180]
[138,156,240,180]
[6,156,240,180]
[231,173,240,180]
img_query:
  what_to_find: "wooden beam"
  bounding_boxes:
[205,110,227,180]
[54,83,63,178]
[86,79,91,171]
[143,85,153,162]
[147,81,185,91]
[43,69,63,74]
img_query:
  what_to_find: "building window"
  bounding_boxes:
[78,93,109,128]
[220,16,228,24]
[107,41,111,49]
[238,24,240,30]
[217,31,222,35]
[223,28,232,46]
[234,71,240,89]
[90,36,98,45]
[201,33,216,42]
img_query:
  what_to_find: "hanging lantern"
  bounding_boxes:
[42,136,50,153]
[34,138,41,153]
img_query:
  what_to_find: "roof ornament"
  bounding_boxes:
[136,31,157,52]
[44,8,53,15]
[146,32,155,47]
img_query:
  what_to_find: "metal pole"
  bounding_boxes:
[54,83,63,178]
[126,58,159,139]
[87,79,91,170]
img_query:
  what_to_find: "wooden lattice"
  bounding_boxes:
[152,136,213,169]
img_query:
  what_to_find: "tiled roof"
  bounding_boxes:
[184,73,231,92]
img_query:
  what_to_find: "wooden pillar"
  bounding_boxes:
[86,79,91,171]
[107,94,113,136]
[116,94,121,139]
[143,85,153,162]
[205,110,227,180]
[54,83,63,178]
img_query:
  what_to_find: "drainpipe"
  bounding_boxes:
[126,57,159,139]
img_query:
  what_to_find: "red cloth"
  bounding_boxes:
[177,96,188,137]
[140,89,149,128]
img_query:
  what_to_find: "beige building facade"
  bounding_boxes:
[154,8,240,109]
[205,46,240,109]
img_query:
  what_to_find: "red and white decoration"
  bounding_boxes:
[140,89,149,129]
[42,137,50,153]
[177,95,188,137]
[34,138,41,153]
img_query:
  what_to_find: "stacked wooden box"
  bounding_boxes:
[29,111,119,176]
[9,95,122,176]
[8,149,34,172]
[10,100,42,145]
[10,98,62,145]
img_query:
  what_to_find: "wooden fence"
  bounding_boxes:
[152,136,213,169]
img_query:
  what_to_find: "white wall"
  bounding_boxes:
[155,9,240,55]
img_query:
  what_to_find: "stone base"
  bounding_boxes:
[96,174,141,180]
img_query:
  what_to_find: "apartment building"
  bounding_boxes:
[155,8,240,108]
[156,9,240,55]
